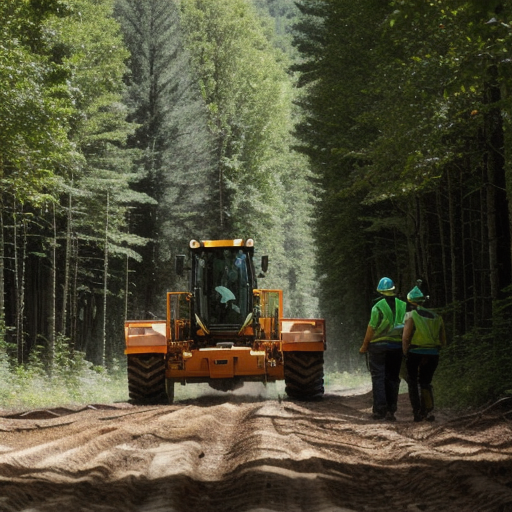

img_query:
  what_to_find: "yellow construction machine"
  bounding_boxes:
[124,238,326,403]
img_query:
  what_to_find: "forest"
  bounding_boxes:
[0,0,511,408]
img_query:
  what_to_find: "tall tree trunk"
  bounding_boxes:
[0,198,5,341]
[484,63,509,301]
[60,192,73,336]
[102,191,110,367]
[70,236,79,355]
[418,196,429,282]
[460,165,470,332]
[124,253,129,322]
[479,175,488,326]
[13,201,21,362]
[436,187,449,307]
[48,203,57,373]
[14,201,28,364]
[447,168,459,335]
[219,161,224,229]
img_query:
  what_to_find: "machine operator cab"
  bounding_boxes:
[176,239,268,342]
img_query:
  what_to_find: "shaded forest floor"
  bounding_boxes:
[0,384,511,512]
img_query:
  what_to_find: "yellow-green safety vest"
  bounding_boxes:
[370,298,406,343]
[410,308,443,348]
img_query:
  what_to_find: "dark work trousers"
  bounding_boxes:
[406,352,439,416]
[368,344,403,416]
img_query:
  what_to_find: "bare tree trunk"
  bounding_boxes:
[436,188,449,307]
[13,201,21,362]
[217,131,228,232]
[14,201,28,364]
[70,236,79,355]
[484,63,509,301]
[403,200,417,287]
[13,200,20,361]
[0,198,5,339]
[486,153,499,301]
[418,196,429,282]
[48,203,57,372]
[480,177,488,326]
[219,161,224,229]
[447,168,458,335]
[460,165,469,331]
[60,192,73,336]
[102,191,110,367]
[124,253,129,322]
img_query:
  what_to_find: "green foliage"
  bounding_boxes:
[178,0,319,317]
[293,0,512,392]
[251,0,301,60]
[0,336,127,408]
[52,0,147,245]
[181,0,287,232]
[436,328,512,410]
[0,0,76,204]
[0,0,152,369]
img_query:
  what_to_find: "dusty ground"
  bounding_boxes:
[0,384,511,512]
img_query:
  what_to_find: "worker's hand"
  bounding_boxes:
[360,326,373,354]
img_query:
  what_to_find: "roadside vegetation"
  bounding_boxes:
[1,0,511,412]
[0,340,127,410]
[0,335,370,409]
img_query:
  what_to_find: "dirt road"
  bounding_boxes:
[0,384,511,512]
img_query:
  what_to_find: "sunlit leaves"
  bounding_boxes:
[181,0,292,237]
[0,0,75,204]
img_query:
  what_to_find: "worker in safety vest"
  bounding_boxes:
[360,277,406,421]
[402,285,446,422]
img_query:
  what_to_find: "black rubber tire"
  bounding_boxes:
[127,354,167,404]
[284,351,324,401]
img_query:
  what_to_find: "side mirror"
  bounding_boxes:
[175,254,185,276]
[261,255,268,273]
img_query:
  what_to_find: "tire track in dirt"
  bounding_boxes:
[0,391,511,512]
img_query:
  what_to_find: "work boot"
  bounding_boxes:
[386,411,396,422]
[421,387,434,412]
[413,411,424,422]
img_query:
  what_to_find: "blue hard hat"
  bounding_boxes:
[377,277,395,294]
[407,286,425,303]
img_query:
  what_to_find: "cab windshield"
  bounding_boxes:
[193,248,253,329]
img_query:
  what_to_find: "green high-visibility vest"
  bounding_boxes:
[370,298,406,343]
[410,307,443,348]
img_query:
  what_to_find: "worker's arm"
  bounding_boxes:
[402,317,414,355]
[359,325,374,353]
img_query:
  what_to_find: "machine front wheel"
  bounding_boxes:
[284,351,324,401]
[127,354,167,405]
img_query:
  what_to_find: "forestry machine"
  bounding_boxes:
[124,238,326,404]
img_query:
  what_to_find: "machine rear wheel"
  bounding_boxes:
[127,354,167,404]
[284,351,324,401]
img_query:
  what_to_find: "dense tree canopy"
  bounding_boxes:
[0,0,319,372]
[178,0,318,313]
[0,0,149,365]
[2,0,511,406]
[293,0,512,395]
